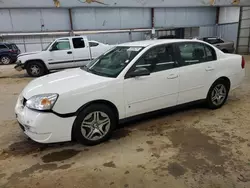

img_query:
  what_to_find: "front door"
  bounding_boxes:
[47,38,75,70]
[175,42,217,104]
[124,44,180,117]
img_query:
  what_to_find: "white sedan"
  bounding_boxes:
[15,39,245,145]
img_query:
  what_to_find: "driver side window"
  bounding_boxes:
[51,39,70,51]
[134,44,176,73]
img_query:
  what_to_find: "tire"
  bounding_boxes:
[0,56,11,65]
[72,104,117,146]
[206,79,230,109]
[26,61,46,77]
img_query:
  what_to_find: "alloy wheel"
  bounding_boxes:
[211,84,227,106]
[81,111,111,141]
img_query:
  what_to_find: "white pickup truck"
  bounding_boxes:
[15,36,113,77]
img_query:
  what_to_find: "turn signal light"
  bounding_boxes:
[41,98,51,106]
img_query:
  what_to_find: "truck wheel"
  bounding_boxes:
[26,61,46,77]
[0,56,11,65]
[72,104,116,146]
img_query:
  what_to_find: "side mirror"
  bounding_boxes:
[128,67,150,78]
[49,47,55,52]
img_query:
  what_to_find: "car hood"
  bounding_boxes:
[18,51,42,57]
[22,68,113,99]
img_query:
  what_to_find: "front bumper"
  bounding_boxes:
[15,96,76,143]
[14,61,25,71]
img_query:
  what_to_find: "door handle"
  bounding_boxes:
[67,51,72,54]
[167,74,178,79]
[205,67,214,71]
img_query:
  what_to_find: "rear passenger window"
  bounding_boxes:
[73,38,85,49]
[204,45,217,61]
[176,42,207,66]
[135,45,176,73]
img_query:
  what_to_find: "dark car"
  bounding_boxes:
[0,43,21,65]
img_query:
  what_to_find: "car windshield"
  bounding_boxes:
[81,46,144,78]
[43,41,54,51]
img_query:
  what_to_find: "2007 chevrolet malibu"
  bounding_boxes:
[15,39,245,146]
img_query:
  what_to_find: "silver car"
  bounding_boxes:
[201,37,235,53]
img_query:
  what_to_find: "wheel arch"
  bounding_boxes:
[24,59,48,70]
[76,100,119,120]
[215,76,231,90]
[71,99,120,141]
[207,76,231,98]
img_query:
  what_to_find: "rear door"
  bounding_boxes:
[47,38,75,70]
[175,42,217,104]
[72,37,91,67]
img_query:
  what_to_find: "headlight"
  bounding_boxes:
[26,93,58,111]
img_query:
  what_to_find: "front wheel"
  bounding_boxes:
[26,62,46,77]
[72,104,116,146]
[206,79,230,109]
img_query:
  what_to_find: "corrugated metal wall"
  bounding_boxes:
[217,23,239,45]
[72,8,151,30]
[0,7,218,52]
[199,26,216,37]
[0,7,216,32]
[237,7,250,54]
[0,9,70,32]
[0,0,249,8]
[154,7,216,28]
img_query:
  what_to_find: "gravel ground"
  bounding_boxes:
[0,58,250,188]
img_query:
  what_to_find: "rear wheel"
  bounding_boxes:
[0,56,11,65]
[206,79,230,109]
[73,104,116,146]
[26,61,46,77]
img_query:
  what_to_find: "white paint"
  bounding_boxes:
[15,39,245,144]
[219,7,240,24]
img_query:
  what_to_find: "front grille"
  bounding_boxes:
[22,98,27,106]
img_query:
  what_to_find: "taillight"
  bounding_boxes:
[242,56,246,69]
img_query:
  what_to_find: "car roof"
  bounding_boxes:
[117,39,199,47]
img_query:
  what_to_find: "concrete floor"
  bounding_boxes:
[0,57,250,188]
